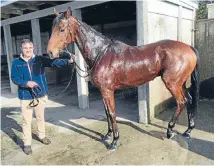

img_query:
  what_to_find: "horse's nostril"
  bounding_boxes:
[47,51,53,58]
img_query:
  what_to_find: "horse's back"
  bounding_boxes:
[135,39,197,68]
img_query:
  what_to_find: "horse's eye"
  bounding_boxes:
[60,29,65,32]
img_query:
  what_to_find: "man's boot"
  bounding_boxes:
[23,145,32,155]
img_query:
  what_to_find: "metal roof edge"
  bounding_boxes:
[0,0,20,7]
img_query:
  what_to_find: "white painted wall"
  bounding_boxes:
[182,7,193,45]
[208,3,214,18]
[148,0,179,17]
[182,19,192,45]
[148,13,178,42]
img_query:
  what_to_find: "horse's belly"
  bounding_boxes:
[117,68,158,88]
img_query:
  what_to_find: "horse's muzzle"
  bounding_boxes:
[47,50,54,59]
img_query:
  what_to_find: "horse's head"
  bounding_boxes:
[47,7,77,58]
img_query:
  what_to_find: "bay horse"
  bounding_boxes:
[47,7,199,150]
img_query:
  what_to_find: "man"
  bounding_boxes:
[11,39,74,155]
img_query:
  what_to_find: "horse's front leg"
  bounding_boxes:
[102,99,113,141]
[101,89,119,150]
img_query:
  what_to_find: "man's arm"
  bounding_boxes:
[38,55,75,68]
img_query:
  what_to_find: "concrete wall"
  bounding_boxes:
[208,4,214,19]
[195,18,214,81]
[147,0,195,119]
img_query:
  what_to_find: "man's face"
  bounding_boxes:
[21,42,34,58]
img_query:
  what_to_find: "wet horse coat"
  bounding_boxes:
[91,40,197,89]
[47,8,199,150]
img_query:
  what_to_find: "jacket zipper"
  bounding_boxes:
[27,61,32,80]
[27,61,35,99]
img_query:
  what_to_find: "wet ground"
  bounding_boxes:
[1,77,214,165]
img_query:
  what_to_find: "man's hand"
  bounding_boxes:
[69,55,75,63]
[27,81,38,88]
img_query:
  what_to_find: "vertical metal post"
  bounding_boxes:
[72,9,89,110]
[3,25,17,94]
[136,1,149,124]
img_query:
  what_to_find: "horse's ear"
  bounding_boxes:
[66,7,71,19]
[54,8,59,16]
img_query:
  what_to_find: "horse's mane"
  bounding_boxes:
[81,20,132,48]
[78,20,109,41]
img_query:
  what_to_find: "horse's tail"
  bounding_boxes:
[189,46,200,115]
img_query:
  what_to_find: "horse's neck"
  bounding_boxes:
[75,21,110,66]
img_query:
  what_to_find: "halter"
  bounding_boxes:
[66,17,77,44]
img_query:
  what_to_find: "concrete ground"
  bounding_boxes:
[1,77,214,165]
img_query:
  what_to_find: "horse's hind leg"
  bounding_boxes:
[102,99,113,141]
[101,89,119,150]
[162,79,187,138]
[182,85,195,138]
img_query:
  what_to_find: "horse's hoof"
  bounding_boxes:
[167,129,174,139]
[102,135,111,141]
[182,132,191,138]
[108,143,117,151]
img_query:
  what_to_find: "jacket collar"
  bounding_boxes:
[20,53,36,62]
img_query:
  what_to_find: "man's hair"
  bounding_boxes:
[21,39,33,46]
